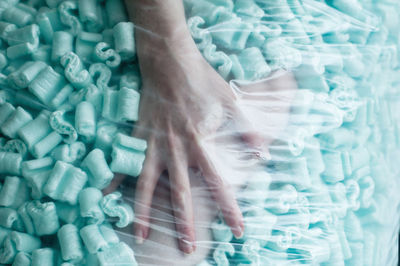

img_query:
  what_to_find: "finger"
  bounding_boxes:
[192,140,244,239]
[167,136,195,254]
[102,173,126,195]
[134,140,163,244]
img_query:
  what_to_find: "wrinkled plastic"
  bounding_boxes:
[0,0,399,266]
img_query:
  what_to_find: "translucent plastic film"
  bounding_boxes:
[0,0,399,266]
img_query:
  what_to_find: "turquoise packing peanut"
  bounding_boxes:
[49,110,78,144]
[57,224,84,262]
[89,63,115,92]
[78,0,104,33]
[8,61,47,90]
[81,149,113,190]
[0,176,28,209]
[1,107,33,139]
[22,157,55,179]
[0,103,16,127]
[0,152,22,176]
[1,6,33,27]
[52,31,74,62]
[18,111,52,149]
[31,45,52,63]
[98,223,119,244]
[100,192,134,228]
[0,208,19,229]
[60,52,92,90]
[75,101,96,142]
[28,66,67,106]
[321,151,345,183]
[110,133,146,177]
[117,87,140,122]
[51,142,87,164]
[93,42,121,69]
[26,200,60,236]
[75,31,103,64]
[0,231,41,264]
[78,187,105,224]
[105,0,128,28]
[36,9,65,44]
[96,242,137,266]
[213,243,235,266]
[79,224,108,254]
[93,120,119,158]
[31,131,63,158]
[17,202,35,235]
[58,1,82,36]
[242,209,277,246]
[49,84,74,109]
[0,22,17,40]
[210,19,253,51]
[101,88,119,121]
[237,47,271,80]
[31,248,55,266]
[12,252,31,266]
[0,226,11,244]
[43,161,88,205]
[4,24,40,47]
[202,44,232,79]
[113,22,136,61]
[211,219,233,243]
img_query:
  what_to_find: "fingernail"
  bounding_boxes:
[135,229,144,244]
[233,226,244,239]
[180,238,194,254]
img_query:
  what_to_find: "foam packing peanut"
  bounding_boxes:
[13,252,32,266]
[31,248,56,266]
[96,242,137,266]
[93,42,121,69]
[78,0,104,33]
[28,66,67,106]
[7,61,47,90]
[75,101,96,142]
[0,208,20,229]
[213,243,235,266]
[51,141,87,163]
[0,176,29,209]
[43,161,88,205]
[81,148,113,189]
[0,107,33,139]
[79,223,119,254]
[58,1,82,36]
[113,22,136,61]
[51,31,74,62]
[202,44,232,79]
[18,111,52,149]
[57,224,84,263]
[31,131,63,159]
[89,62,115,92]
[36,9,65,44]
[102,87,140,124]
[49,110,78,144]
[110,133,146,177]
[1,6,33,27]
[60,51,92,90]
[78,187,105,224]
[26,200,60,236]
[0,231,41,264]
[100,192,134,228]
[211,218,233,243]
[0,152,22,176]
[242,209,277,246]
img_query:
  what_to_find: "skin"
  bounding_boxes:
[110,0,287,255]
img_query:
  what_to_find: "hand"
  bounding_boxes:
[104,29,297,255]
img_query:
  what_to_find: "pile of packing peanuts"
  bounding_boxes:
[0,0,399,265]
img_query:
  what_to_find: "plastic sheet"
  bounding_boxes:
[0,0,399,265]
